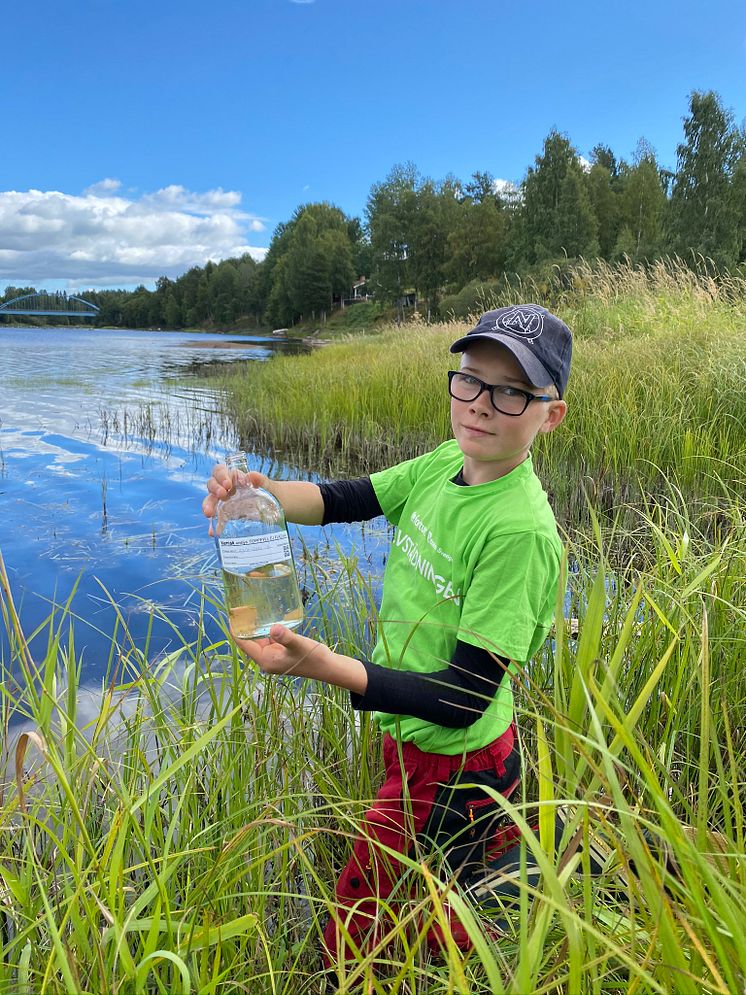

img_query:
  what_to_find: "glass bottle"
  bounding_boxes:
[213,452,304,639]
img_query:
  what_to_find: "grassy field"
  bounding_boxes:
[0,258,745,993]
[215,258,746,530]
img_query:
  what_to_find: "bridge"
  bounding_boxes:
[0,292,100,318]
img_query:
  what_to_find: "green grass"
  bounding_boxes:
[210,257,746,529]
[1,488,745,992]
[318,300,387,335]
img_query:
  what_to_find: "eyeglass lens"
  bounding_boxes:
[449,372,528,415]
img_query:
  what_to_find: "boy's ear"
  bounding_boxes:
[538,399,567,435]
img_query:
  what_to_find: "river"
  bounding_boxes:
[0,326,388,686]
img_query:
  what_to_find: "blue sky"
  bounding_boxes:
[1,0,744,291]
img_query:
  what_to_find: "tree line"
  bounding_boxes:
[3,90,745,330]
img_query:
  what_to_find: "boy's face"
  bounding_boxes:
[450,340,567,485]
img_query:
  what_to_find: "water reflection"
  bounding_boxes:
[0,326,388,682]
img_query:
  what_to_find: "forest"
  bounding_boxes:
[3,90,745,330]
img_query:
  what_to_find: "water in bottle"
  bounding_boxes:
[213,452,304,638]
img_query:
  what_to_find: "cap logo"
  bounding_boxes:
[493,305,544,341]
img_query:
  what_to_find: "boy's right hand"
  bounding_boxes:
[202,465,270,531]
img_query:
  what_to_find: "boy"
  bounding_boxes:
[202,303,571,961]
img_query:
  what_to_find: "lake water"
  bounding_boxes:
[0,326,388,688]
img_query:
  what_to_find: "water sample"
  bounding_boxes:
[213,452,304,638]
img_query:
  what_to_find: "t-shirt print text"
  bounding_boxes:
[393,530,460,603]
[410,511,453,563]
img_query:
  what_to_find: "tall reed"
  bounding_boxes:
[1,480,744,992]
[210,257,746,529]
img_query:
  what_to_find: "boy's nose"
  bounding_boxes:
[469,392,494,415]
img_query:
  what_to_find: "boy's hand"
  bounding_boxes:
[234,625,368,694]
[234,625,332,679]
[202,466,271,533]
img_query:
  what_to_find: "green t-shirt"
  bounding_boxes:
[369,439,562,755]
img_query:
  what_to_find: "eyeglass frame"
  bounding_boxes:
[447,370,553,417]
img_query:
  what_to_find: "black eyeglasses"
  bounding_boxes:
[448,370,552,417]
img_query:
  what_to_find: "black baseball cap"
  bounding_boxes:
[450,304,573,398]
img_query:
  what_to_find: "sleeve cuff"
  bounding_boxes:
[349,658,383,711]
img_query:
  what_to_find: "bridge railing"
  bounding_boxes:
[0,293,100,317]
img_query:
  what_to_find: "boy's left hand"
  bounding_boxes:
[232,625,368,695]
[233,624,331,679]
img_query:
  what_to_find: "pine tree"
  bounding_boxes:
[366,164,418,306]
[668,90,741,268]
[730,135,746,264]
[444,194,508,288]
[616,140,666,261]
[555,165,599,259]
[522,130,596,262]
[587,163,619,259]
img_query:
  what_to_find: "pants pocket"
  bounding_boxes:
[416,746,521,880]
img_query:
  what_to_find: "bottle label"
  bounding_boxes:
[218,532,291,573]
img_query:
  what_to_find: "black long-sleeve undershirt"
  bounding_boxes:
[351,640,509,728]
[319,476,383,524]
[318,475,510,728]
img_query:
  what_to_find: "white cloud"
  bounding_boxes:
[0,182,268,290]
[493,177,522,204]
[492,178,515,194]
[83,178,122,195]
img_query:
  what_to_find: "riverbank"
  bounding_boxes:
[0,298,386,338]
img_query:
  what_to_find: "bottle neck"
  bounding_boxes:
[225,451,249,472]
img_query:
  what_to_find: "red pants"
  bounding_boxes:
[323,723,520,962]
